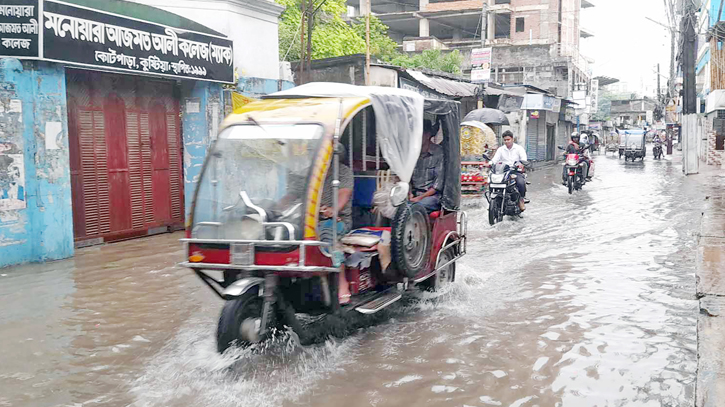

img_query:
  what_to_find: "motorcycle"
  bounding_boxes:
[558,145,591,195]
[482,154,530,225]
[653,141,664,160]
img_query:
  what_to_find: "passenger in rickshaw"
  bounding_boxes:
[314,143,355,304]
[410,119,444,212]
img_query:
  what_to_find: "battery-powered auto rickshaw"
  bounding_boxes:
[459,108,507,204]
[621,129,647,161]
[182,83,467,352]
[459,122,497,203]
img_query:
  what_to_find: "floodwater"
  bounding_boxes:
[0,150,702,407]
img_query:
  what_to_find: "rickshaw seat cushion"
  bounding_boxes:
[341,227,390,247]
[429,211,441,219]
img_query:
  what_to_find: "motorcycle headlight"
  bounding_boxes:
[566,158,577,166]
[490,174,504,183]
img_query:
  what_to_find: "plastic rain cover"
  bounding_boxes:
[270,83,425,183]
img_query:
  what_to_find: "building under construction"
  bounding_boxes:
[350,0,595,99]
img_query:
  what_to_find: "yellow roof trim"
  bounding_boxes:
[221,97,371,131]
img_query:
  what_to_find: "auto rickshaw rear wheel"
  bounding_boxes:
[391,203,431,279]
[217,288,269,353]
[423,248,456,291]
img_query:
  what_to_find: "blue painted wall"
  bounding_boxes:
[180,80,224,219]
[0,59,73,267]
[237,76,294,98]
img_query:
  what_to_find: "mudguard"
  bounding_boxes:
[222,277,265,299]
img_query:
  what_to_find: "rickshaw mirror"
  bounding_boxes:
[390,182,409,207]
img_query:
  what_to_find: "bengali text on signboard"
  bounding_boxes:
[0,0,40,58]
[0,0,234,83]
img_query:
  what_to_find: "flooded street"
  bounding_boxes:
[0,152,701,407]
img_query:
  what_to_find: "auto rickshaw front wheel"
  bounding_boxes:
[217,288,269,353]
[391,203,432,279]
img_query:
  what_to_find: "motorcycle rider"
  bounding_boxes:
[486,131,528,211]
[562,132,591,185]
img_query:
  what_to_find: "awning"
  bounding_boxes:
[406,70,479,98]
[484,85,527,97]
[706,89,725,114]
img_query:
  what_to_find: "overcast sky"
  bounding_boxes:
[580,0,672,96]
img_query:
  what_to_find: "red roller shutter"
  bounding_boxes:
[67,69,184,244]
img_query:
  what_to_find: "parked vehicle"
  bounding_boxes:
[558,145,590,194]
[653,141,664,160]
[182,83,468,352]
[483,154,530,225]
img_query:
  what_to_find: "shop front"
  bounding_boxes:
[0,0,233,265]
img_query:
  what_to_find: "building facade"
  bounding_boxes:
[0,0,290,267]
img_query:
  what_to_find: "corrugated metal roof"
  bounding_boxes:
[406,70,479,97]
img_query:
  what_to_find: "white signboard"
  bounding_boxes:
[470,47,492,84]
[590,79,599,113]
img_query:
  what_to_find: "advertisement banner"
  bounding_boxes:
[470,47,491,84]
[0,0,234,83]
[0,0,39,58]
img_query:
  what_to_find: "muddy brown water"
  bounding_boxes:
[0,152,701,407]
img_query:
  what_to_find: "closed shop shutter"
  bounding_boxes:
[67,69,184,243]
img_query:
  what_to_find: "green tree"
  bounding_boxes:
[389,50,464,75]
[277,0,462,74]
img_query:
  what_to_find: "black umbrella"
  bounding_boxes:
[462,108,510,126]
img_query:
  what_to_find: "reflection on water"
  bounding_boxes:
[0,154,700,407]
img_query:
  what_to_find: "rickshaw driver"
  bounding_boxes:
[410,119,444,212]
[486,131,528,211]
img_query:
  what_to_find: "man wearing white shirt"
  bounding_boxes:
[487,131,528,211]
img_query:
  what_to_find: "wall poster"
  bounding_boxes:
[0,143,26,211]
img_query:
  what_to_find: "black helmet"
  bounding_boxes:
[571,132,580,141]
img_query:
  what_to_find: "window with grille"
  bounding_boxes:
[495,13,511,39]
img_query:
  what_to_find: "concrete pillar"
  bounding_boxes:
[419,0,429,36]
[419,18,430,37]
[359,0,368,16]
[0,59,74,266]
[180,81,224,219]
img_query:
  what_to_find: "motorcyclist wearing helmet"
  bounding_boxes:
[562,132,590,185]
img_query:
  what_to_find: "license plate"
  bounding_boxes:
[489,183,506,188]
[230,243,254,266]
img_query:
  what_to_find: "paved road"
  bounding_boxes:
[0,151,702,407]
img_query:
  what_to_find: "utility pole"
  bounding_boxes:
[306,0,313,78]
[657,63,661,101]
[682,0,696,115]
[365,0,371,85]
[481,0,488,47]
[299,0,306,83]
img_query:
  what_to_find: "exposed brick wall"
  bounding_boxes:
[707,131,723,166]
